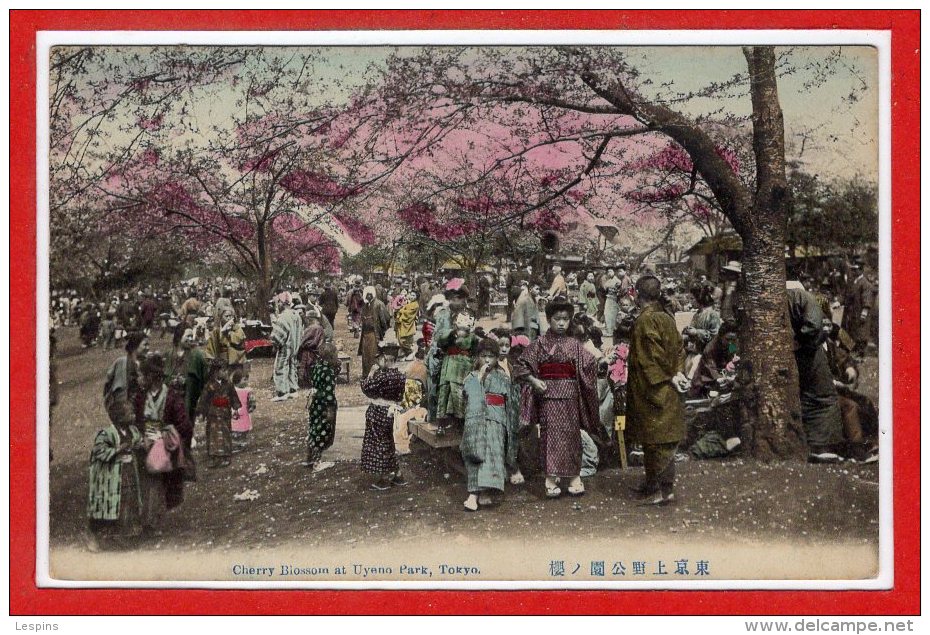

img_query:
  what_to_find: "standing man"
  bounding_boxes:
[616,266,632,299]
[789,285,846,462]
[511,281,541,342]
[358,286,391,378]
[842,260,874,355]
[319,280,339,334]
[601,268,621,336]
[626,275,687,506]
[718,261,742,321]
[270,299,304,401]
[547,265,568,299]
[214,286,234,320]
[346,280,365,338]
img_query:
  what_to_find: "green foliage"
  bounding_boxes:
[786,170,877,255]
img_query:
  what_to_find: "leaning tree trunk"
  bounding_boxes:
[737,46,806,459]
[572,46,808,459]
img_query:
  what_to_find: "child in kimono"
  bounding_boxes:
[609,314,634,461]
[514,296,600,499]
[401,339,428,410]
[87,398,143,550]
[231,364,256,452]
[460,338,518,511]
[360,341,408,490]
[490,328,525,486]
[197,364,241,469]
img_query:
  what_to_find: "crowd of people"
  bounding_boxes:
[58,256,879,549]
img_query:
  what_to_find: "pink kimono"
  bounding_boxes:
[232,387,253,433]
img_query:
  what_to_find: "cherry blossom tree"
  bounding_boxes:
[350,45,868,459]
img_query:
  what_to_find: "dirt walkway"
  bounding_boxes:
[46,315,882,583]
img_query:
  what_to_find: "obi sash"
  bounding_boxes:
[447,346,471,357]
[485,393,506,407]
[539,362,576,380]
[212,396,230,408]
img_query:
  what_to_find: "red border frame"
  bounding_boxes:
[10,9,919,615]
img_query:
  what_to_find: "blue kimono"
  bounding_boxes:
[461,368,518,493]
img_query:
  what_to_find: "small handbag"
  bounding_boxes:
[145,426,181,474]
[145,438,173,473]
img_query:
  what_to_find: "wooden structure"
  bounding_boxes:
[407,420,462,449]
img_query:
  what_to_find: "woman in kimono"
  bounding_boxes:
[296,321,325,389]
[579,273,600,318]
[435,303,478,432]
[196,362,241,469]
[87,398,143,550]
[270,301,304,401]
[684,286,722,349]
[514,296,601,498]
[394,291,420,359]
[303,343,340,471]
[460,338,519,511]
[422,293,450,420]
[133,354,191,530]
[204,308,247,374]
[360,341,407,490]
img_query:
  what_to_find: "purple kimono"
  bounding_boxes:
[514,332,600,476]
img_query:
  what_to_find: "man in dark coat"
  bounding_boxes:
[358,286,391,378]
[841,261,874,354]
[319,281,340,330]
[626,275,686,505]
[788,286,846,461]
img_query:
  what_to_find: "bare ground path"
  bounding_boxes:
[45,311,882,582]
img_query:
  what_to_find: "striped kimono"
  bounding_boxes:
[271,308,303,395]
[88,424,143,537]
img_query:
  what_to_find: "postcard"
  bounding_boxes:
[10,9,920,616]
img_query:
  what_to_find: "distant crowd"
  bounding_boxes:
[50,257,879,550]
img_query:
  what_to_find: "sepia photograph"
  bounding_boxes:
[34,26,894,589]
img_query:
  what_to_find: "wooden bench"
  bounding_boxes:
[407,420,462,449]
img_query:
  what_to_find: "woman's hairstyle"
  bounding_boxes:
[476,336,500,358]
[491,326,512,340]
[140,352,165,381]
[545,295,575,320]
[125,331,147,354]
[719,318,739,336]
[319,342,341,371]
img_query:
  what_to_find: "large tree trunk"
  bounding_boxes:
[737,232,805,459]
[254,222,273,320]
[738,46,806,459]
[576,46,806,460]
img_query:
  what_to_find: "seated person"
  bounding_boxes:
[825,322,878,462]
[689,319,740,398]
